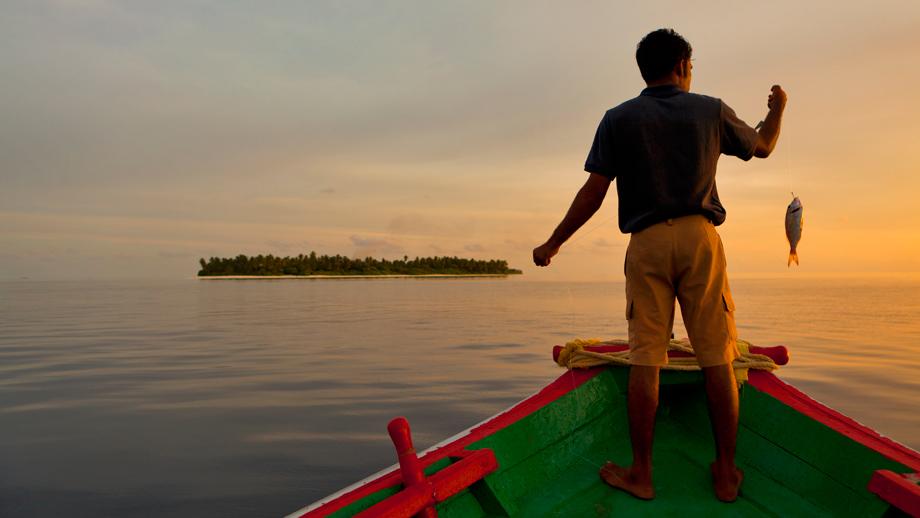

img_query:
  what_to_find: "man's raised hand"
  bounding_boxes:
[768,85,787,112]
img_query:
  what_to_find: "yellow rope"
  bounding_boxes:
[556,338,778,382]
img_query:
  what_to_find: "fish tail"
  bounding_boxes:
[787,250,799,267]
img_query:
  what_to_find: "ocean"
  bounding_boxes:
[1,277,918,517]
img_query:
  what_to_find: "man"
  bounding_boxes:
[532,28,786,503]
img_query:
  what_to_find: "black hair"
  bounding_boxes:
[636,28,692,82]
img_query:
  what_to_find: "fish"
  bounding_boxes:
[785,194,803,267]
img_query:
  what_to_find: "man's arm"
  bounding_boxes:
[533,172,611,266]
[753,85,787,158]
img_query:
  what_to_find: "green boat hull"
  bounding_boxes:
[294,365,920,517]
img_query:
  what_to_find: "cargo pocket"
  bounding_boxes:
[722,291,735,312]
[722,291,739,348]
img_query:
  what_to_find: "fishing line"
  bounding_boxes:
[564,215,617,247]
[524,267,603,472]
[554,212,618,338]
[535,212,619,472]
[532,240,604,471]
[568,368,606,470]
[565,284,576,336]
[559,218,615,472]
[787,120,793,183]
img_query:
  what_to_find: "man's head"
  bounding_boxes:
[636,29,693,91]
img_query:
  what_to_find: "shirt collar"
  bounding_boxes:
[640,84,684,98]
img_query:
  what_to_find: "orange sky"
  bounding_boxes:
[2,1,919,280]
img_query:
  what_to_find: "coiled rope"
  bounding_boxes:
[556,338,778,382]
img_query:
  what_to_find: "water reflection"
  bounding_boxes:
[0,277,918,516]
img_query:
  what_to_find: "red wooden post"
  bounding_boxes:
[868,470,920,517]
[387,417,437,518]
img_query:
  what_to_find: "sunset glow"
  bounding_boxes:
[2,1,919,280]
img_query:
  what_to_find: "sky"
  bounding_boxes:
[2,0,919,280]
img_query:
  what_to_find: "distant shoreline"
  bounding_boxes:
[197,274,519,280]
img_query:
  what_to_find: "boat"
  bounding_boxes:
[288,342,920,517]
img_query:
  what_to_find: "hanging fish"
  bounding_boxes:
[785,194,803,267]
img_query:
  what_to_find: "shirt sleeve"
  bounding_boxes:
[720,100,759,161]
[584,113,616,180]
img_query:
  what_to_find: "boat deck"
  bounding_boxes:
[508,397,839,517]
[308,366,918,517]
[434,369,912,517]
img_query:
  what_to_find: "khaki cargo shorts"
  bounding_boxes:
[625,215,739,368]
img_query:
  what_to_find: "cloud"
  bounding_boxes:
[4,3,920,279]
[349,234,404,257]
[593,238,622,248]
[504,238,535,251]
[464,243,485,252]
[265,239,313,254]
[157,250,192,259]
[387,213,439,236]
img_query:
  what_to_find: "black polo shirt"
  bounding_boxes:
[584,85,759,234]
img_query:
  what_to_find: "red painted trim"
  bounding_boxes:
[299,367,603,517]
[425,450,498,503]
[867,470,920,517]
[748,371,920,471]
[355,449,499,518]
[354,484,429,518]
[551,344,789,366]
[384,417,436,518]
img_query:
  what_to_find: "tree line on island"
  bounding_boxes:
[197,252,523,276]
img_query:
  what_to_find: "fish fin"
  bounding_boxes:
[787,251,799,267]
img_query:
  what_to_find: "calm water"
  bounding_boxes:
[1,277,918,517]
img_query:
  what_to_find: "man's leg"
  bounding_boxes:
[600,365,659,500]
[675,218,744,502]
[703,363,743,502]
[602,223,674,499]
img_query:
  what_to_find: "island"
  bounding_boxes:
[197,253,523,278]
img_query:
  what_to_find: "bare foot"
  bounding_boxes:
[710,462,744,502]
[599,462,655,500]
